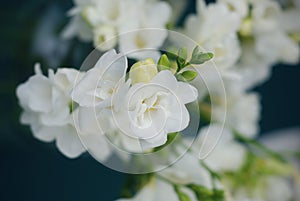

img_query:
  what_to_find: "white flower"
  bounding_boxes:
[188,62,260,139]
[72,107,113,161]
[116,177,198,201]
[243,0,300,65]
[117,0,171,60]
[264,177,293,201]
[234,176,293,201]
[184,0,242,69]
[113,70,198,150]
[16,64,87,158]
[61,0,96,41]
[279,8,300,34]
[255,30,300,64]
[212,92,261,138]
[158,151,212,187]
[168,0,189,24]
[71,49,127,107]
[232,41,273,90]
[71,49,145,154]
[252,0,281,34]
[118,28,167,61]
[63,0,171,59]
[219,0,248,18]
[195,124,247,172]
[93,25,117,51]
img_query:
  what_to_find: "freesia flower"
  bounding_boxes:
[116,177,198,201]
[195,124,247,172]
[71,49,127,107]
[16,64,87,158]
[63,0,171,59]
[72,51,198,152]
[184,0,242,70]
[239,0,300,65]
[211,92,261,138]
[112,70,198,150]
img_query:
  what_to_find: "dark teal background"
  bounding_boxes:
[0,0,299,200]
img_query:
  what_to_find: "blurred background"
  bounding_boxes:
[1,0,299,200]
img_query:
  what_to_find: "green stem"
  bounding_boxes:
[234,132,287,163]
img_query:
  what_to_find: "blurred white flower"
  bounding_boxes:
[245,0,300,65]
[232,41,272,90]
[279,1,300,34]
[167,0,188,24]
[116,177,197,201]
[184,0,242,69]
[158,150,212,187]
[16,64,87,158]
[63,0,171,57]
[118,28,167,61]
[118,0,171,60]
[234,176,293,201]
[212,92,261,138]
[255,30,300,64]
[219,0,248,18]
[195,124,247,172]
[93,25,117,51]
[190,61,260,138]
[252,0,281,34]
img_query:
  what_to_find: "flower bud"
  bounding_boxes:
[129,58,158,84]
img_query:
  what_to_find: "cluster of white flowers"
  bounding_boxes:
[17,50,198,157]
[16,0,300,200]
[62,0,171,60]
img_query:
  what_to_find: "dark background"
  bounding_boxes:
[1,0,299,200]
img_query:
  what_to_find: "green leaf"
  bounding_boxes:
[176,71,197,82]
[190,46,213,65]
[187,184,212,200]
[174,185,191,201]
[177,47,188,69]
[187,184,225,201]
[158,54,171,71]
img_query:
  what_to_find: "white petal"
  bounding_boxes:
[79,133,111,161]
[32,125,58,143]
[175,81,198,104]
[151,70,177,91]
[72,49,127,107]
[55,125,86,158]
[165,103,190,133]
